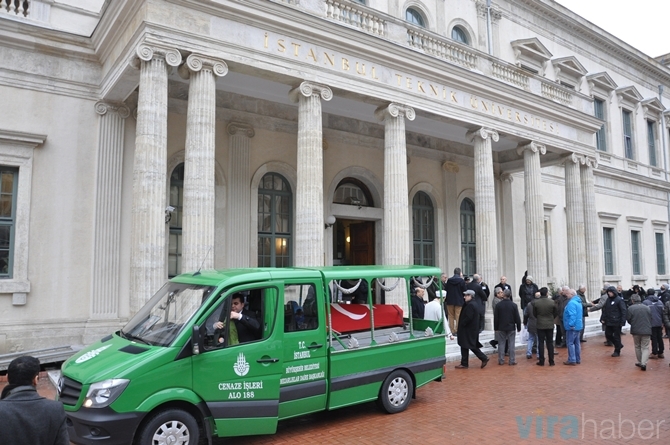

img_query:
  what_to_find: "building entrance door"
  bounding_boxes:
[333,219,375,266]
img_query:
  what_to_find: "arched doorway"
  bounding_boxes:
[332,178,375,265]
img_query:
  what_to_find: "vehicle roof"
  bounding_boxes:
[170,265,441,287]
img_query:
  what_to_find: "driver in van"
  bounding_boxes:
[214,294,261,345]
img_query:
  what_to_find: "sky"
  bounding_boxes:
[554,0,667,58]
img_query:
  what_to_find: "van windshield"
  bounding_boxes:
[121,282,215,346]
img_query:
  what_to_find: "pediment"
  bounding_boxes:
[511,38,553,62]
[640,97,665,115]
[586,72,618,93]
[552,56,587,78]
[615,86,643,105]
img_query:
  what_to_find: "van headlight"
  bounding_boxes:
[83,379,130,408]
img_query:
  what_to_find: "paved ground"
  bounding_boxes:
[4,332,669,444]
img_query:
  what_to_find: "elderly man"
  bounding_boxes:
[455,290,489,369]
[576,285,592,342]
[493,288,521,365]
[0,356,69,445]
[563,289,584,365]
[495,276,512,293]
[627,294,652,371]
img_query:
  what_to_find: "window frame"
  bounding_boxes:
[258,172,293,268]
[622,109,634,160]
[168,163,184,278]
[460,198,476,276]
[451,26,468,45]
[0,130,42,303]
[412,191,435,266]
[593,97,608,152]
[630,230,641,276]
[647,119,657,167]
[655,232,666,276]
[603,227,615,276]
[405,7,426,27]
[0,168,18,279]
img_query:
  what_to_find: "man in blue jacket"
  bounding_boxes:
[563,288,584,365]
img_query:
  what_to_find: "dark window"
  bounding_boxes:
[647,120,657,166]
[258,173,292,267]
[412,192,435,266]
[460,198,476,276]
[0,168,17,278]
[622,110,634,159]
[168,163,184,278]
[451,26,468,44]
[603,227,614,275]
[594,98,607,152]
[333,178,373,207]
[631,230,641,275]
[284,284,319,332]
[656,233,666,275]
[405,8,425,27]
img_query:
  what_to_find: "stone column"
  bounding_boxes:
[581,156,601,299]
[564,154,586,288]
[375,103,415,266]
[375,103,415,313]
[289,82,332,267]
[91,101,129,319]
[517,142,547,288]
[179,54,228,273]
[227,122,255,268]
[467,127,500,296]
[130,44,182,314]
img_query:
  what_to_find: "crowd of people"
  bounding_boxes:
[411,268,670,372]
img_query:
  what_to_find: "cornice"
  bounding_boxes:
[511,0,670,91]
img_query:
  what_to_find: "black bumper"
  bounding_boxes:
[65,406,145,445]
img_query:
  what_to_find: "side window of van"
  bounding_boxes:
[284,284,318,332]
[203,288,275,350]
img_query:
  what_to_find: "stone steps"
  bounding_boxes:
[445,317,616,362]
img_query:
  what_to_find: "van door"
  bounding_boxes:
[278,281,327,419]
[192,284,283,437]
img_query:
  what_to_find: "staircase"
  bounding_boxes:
[445,316,614,362]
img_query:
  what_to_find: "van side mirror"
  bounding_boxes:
[192,325,203,355]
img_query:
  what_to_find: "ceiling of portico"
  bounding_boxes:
[163,66,532,168]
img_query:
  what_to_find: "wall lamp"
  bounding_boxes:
[324,215,336,229]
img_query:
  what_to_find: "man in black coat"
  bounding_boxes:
[455,290,489,369]
[601,286,627,357]
[495,276,512,293]
[0,356,69,445]
[215,294,261,344]
[493,291,522,365]
[468,274,488,332]
[445,268,467,335]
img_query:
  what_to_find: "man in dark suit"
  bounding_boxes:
[467,274,488,332]
[215,294,261,344]
[455,290,489,369]
[0,356,69,445]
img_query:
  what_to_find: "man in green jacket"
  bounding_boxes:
[533,287,558,366]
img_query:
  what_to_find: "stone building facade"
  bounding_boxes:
[0,0,668,353]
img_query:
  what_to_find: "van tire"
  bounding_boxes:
[378,369,413,414]
[136,408,200,445]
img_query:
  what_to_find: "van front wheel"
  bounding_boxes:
[136,408,200,445]
[378,369,413,414]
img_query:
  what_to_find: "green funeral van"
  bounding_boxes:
[59,265,447,445]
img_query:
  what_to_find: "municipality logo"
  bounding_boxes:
[75,345,111,364]
[233,352,250,376]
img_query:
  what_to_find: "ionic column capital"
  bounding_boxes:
[132,43,182,68]
[178,53,228,79]
[374,103,416,122]
[95,101,130,118]
[562,152,585,166]
[516,141,546,156]
[289,81,333,103]
[227,122,255,138]
[583,155,598,169]
[499,172,514,183]
[466,127,499,143]
[442,161,459,173]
